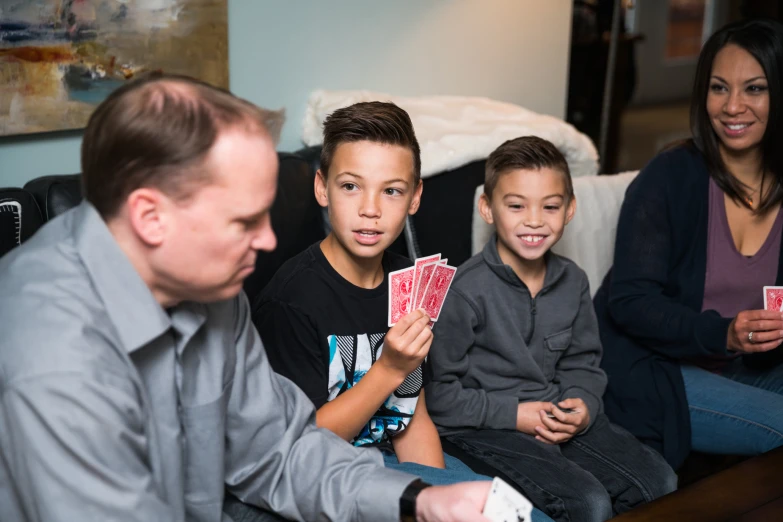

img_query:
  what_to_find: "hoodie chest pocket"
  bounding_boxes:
[543,328,572,380]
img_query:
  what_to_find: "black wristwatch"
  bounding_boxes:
[400,479,431,521]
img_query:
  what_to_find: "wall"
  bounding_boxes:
[0,0,573,188]
[631,0,731,105]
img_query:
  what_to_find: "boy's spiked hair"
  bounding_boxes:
[484,136,573,202]
[320,101,421,183]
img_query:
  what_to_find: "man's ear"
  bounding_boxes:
[314,169,329,208]
[565,195,577,225]
[408,179,423,216]
[126,188,167,247]
[478,193,494,225]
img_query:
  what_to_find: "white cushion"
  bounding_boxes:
[471,171,638,296]
[303,90,599,179]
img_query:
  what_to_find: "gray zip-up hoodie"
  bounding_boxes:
[426,235,607,433]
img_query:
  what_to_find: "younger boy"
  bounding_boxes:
[252,102,490,487]
[425,136,677,522]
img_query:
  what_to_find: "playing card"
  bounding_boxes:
[388,266,415,326]
[482,477,534,522]
[412,254,441,308]
[419,263,457,322]
[764,286,783,311]
[545,407,577,419]
[414,261,441,309]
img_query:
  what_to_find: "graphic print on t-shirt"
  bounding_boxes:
[327,332,423,446]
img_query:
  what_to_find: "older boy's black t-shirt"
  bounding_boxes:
[252,242,426,448]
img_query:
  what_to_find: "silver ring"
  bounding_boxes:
[748,331,754,343]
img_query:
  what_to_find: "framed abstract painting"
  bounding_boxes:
[0,0,228,136]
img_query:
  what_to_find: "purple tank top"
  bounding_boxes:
[697,178,783,370]
[702,177,783,318]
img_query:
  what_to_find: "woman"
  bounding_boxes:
[594,18,783,470]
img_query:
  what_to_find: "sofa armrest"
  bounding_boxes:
[0,188,44,258]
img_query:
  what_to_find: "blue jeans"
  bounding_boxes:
[443,415,677,522]
[681,358,783,455]
[382,451,491,485]
[383,452,554,522]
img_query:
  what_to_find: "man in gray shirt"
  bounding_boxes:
[0,74,490,522]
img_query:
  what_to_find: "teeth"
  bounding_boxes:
[727,124,748,130]
[523,235,544,242]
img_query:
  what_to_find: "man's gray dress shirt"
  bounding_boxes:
[0,202,413,521]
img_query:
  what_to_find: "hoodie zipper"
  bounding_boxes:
[525,294,537,345]
[524,287,550,345]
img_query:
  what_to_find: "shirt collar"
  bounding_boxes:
[72,202,174,354]
[481,232,568,292]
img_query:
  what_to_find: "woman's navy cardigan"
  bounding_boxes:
[593,143,783,469]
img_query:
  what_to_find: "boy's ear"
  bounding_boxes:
[407,179,423,216]
[565,195,577,225]
[314,169,329,208]
[478,193,494,225]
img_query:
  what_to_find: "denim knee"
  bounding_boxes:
[653,460,679,498]
[554,481,612,522]
[575,489,613,522]
[639,447,678,500]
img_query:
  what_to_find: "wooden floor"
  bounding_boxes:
[612,447,783,521]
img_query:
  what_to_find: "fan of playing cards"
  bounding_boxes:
[388,254,457,326]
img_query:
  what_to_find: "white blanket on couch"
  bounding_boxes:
[302,90,599,179]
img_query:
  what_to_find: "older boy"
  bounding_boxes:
[426,136,677,522]
[252,102,497,488]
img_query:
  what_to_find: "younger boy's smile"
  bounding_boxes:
[519,234,549,248]
[480,166,575,281]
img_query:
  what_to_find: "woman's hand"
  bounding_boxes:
[727,310,783,353]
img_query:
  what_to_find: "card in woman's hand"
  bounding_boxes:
[763,286,783,311]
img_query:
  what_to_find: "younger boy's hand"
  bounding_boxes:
[515,401,554,435]
[378,309,433,381]
[534,398,590,444]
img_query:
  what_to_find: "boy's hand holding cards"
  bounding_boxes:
[483,477,534,522]
[545,405,577,419]
[389,253,456,326]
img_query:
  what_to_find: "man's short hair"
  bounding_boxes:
[319,101,421,184]
[484,136,573,201]
[81,72,283,219]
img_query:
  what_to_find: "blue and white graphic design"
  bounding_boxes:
[327,333,423,446]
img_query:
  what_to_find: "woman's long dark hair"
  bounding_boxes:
[691,18,783,214]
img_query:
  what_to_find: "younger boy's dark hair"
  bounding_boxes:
[320,101,421,184]
[484,136,573,201]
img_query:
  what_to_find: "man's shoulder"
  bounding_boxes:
[0,222,131,384]
[0,279,128,388]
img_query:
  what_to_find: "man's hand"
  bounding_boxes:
[515,401,554,435]
[415,482,493,522]
[378,309,432,380]
[728,309,783,353]
[534,398,589,445]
